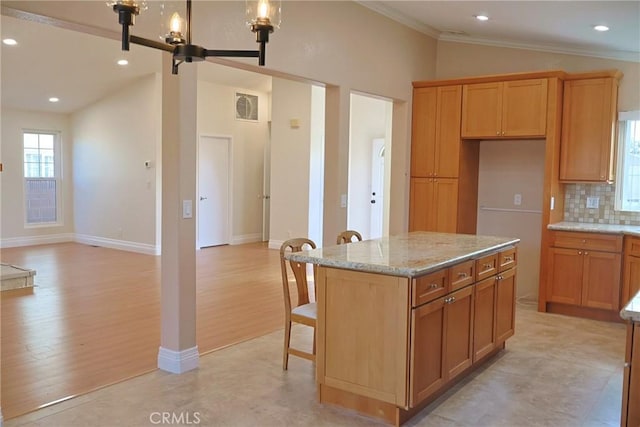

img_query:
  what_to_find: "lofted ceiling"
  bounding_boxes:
[1,1,639,114]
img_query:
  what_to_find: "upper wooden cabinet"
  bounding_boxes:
[411,85,462,178]
[560,76,620,182]
[461,78,548,138]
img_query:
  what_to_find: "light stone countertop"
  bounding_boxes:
[548,221,640,236]
[286,231,519,278]
[621,290,640,322]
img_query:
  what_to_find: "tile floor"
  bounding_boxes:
[5,301,627,427]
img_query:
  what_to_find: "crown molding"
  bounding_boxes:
[438,33,640,64]
[356,1,440,39]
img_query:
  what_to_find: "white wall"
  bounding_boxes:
[269,78,313,246]
[1,109,75,245]
[71,73,160,253]
[196,77,270,244]
[477,140,545,301]
[308,85,326,247]
[348,93,391,239]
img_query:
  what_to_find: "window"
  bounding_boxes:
[23,131,60,225]
[616,112,640,212]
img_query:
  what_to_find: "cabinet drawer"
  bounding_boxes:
[450,260,474,291]
[625,236,640,257]
[476,253,498,281]
[412,269,449,307]
[552,231,622,253]
[499,247,517,272]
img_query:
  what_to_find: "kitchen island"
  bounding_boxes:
[621,290,640,426]
[288,231,520,425]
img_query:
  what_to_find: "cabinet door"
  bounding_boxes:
[411,88,437,177]
[461,82,502,138]
[496,267,516,343]
[409,178,433,231]
[502,79,548,137]
[560,78,617,182]
[410,298,446,407]
[581,251,622,310]
[434,85,462,177]
[432,178,459,233]
[444,286,474,381]
[547,247,583,305]
[473,276,497,361]
[622,255,640,307]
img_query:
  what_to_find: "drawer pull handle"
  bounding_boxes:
[445,296,456,304]
[458,272,468,278]
[429,283,438,289]
[484,263,492,269]
[504,256,512,262]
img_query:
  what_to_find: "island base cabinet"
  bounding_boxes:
[317,267,410,408]
[473,276,497,361]
[622,323,640,426]
[496,267,516,343]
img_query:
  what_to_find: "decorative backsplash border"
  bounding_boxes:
[564,184,640,225]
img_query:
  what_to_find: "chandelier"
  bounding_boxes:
[110,0,281,74]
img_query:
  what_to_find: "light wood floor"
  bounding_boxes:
[1,241,285,420]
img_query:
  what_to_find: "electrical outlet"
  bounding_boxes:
[586,197,599,209]
[514,194,522,206]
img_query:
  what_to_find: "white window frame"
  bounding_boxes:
[23,130,63,227]
[615,111,640,213]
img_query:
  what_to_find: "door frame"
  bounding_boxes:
[196,134,233,250]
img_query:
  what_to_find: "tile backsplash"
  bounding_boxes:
[564,184,640,225]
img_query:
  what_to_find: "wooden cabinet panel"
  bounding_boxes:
[622,323,640,427]
[560,77,618,182]
[552,231,622,252]
[476,253,498,281]
[582,251,622,310]
[444,286,474,381]
[473,276,497,361]
[410,298,446,407]
[450,260,474,291]
[413,269,449,307]
[411,86,462,178]
[501,79,547,137]
[496,267,516,343]
[411,88,437,178]
[461,79,548,138]
[461,82,501,138]
[547,247,583,305]
[409,178,458,233]
[499,247,517,272]
[623,254,640,307]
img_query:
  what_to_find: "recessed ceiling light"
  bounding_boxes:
[2,38,17,45]
[49,97,60,103]
[594,25,610,32]
[474,15,490,21]
[117,59,129,66]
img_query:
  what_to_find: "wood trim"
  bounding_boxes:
[316,267,327,385]
[563,69,623,81]
[628,323,640,427]
[413,70,568,88]
[545,302,624,323]
[622,322,633,427]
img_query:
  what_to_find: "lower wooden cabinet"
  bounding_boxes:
[473,276,497,361]
[444,286,474,380]
[623,236,640,307]
[622,322,640,426]
[547,231,622,312]
[496,267,516,342]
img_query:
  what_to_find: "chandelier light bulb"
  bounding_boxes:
[170,12,184,34]
[258,0,269,19]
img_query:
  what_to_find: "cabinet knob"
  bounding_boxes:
[496,131,500,135]
[584,251,589,256]
[578,251,582,255]
[624,362,631,368]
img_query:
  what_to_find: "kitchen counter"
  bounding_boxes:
[549,221,640,236]
[287,231,519,277]
[621,290,640,322]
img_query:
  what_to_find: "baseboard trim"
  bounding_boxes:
[0,233,74,248]
[268,239,285,250]
[231,233,263,245]
[74,234,160,256]
[157,346,199,374]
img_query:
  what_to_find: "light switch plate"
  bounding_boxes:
[586,197,599,209]
[182,200,193,218]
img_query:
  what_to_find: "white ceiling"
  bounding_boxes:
[2,1,639,114]
[361,1,640,61]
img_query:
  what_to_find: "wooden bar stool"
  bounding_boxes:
[336,230,363,244]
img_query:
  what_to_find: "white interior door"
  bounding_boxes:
[370,138,385,239]
[198,136,230,248]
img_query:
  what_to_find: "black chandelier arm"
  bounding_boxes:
[204,49,260,58]
[130,35,175,53]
